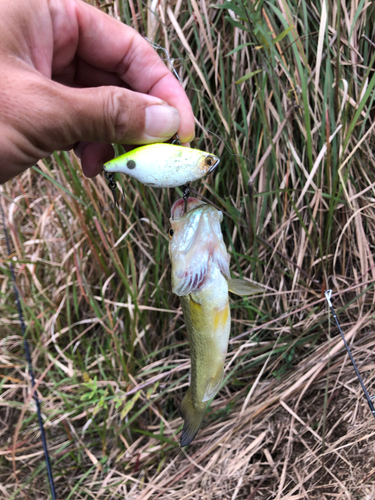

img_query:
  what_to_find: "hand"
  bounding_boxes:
[0,0,195,183]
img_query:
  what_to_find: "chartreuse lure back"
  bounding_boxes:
[103,144,219,188]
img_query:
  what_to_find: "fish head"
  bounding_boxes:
[169,197,230,296]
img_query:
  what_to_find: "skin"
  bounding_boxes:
[0,0,195,184]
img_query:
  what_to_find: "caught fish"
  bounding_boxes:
[169,197,263,446]
[103,144,219,188]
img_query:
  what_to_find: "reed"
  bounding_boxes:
[1,0,375,497]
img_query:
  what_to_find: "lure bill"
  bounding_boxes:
[169,197,263,446]
[103,144,219,188]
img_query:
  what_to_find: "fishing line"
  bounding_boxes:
[145,39,253,169]
[0,195,56,500]
[198,127,252,166]
[324,289,375,420]
[145,38,184,85]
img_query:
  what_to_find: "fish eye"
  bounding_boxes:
[169,228,174,238]
[206,156,215,167]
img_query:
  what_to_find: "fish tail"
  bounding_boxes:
[178,389,206,447]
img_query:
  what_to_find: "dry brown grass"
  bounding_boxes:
[2,0,375,498]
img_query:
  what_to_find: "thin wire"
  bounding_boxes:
[145,38,183,84]
[201,127,252,165]
[324,289,375,419]
[0,196,57,499]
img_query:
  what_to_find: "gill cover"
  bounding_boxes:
[169,198,230,296]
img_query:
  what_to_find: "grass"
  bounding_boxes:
[1,0,375,498]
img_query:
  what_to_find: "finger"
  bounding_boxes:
[65,85,181,145]
[75,142,114,178]
[53,57,127,88]
[60,142,78,151]
[13,69,181,151]
[54,0,195,143]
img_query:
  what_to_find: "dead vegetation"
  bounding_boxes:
[1,0,375,498]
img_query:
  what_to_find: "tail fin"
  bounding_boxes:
[178,389,206,447]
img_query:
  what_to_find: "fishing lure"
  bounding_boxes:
[103,144,219,188]
[169,197,263,446]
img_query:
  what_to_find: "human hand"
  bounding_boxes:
[0,0,195,183]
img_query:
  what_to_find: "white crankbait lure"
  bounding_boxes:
[103,144,219,188]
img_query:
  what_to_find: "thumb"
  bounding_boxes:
[1,69,182,183]
[42,82,181,148]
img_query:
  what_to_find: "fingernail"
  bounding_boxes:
[145,105,180,139]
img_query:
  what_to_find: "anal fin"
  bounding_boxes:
[203,366,224,402]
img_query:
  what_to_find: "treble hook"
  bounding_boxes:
[172,133,181,146]
[170,134,189,214]
[182,183,190,215]
[104,171,119,208]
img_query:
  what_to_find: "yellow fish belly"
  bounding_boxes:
[179,267,230,446]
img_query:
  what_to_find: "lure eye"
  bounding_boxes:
[205,156,214,167]
[169,228,174,238]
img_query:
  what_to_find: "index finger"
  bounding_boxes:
[71,0,195,142]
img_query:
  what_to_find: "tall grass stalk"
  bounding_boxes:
[1,0,375,497]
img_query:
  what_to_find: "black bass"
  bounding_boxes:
[169,197,262,446]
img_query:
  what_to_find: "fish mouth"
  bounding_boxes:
[208,158,220,174]
[171,197,205,220]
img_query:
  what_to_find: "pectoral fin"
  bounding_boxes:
[228,278,264,296]
[179,389,206,447]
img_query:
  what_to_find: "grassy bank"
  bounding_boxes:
[1,0,375,498]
